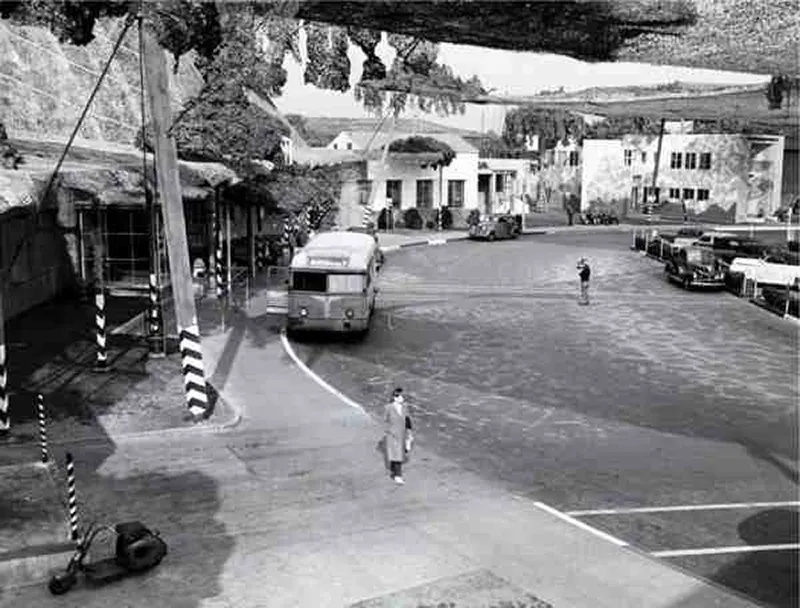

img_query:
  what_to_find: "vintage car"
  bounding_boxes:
[468,214,520,241]
[665,246,726,289]
[691,232,768,264]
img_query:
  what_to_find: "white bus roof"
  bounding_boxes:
[291,231,377,271]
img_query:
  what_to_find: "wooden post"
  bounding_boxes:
[142,28,208,419]
[651,118,666,217]
[226,200,232,304]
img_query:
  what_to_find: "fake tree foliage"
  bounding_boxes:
[388,136,456,168]
[503,108,589,150]
[1,0,485,165]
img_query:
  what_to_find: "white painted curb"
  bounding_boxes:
[427,238,447,246]
[279,330,368,415]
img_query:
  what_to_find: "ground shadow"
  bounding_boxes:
[707,508,799,608]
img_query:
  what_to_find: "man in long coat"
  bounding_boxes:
[384,388,411,484]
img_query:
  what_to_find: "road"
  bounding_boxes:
[289,232,799,608]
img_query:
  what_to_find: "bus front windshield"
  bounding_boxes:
[292,272,366,293]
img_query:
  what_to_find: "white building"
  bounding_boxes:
[581,133,785,222]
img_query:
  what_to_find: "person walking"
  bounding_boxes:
[577,257,591,305]
[383,387,412,485]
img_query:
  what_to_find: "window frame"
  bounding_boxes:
[416,179,434,209]
[697,188,710,201]
[447,179,465,208]
[685,152,697,170]
[699,152,712,170]
[682,188,695,200]
[670,152,682,169]
[624,149,633,166]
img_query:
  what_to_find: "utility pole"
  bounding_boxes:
[0,287,7,435]
[651,118,666,221]
[142,26,209,419]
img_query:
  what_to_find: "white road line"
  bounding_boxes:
[566,501,800,516]
[533,502,629,547]
[652,544,800,558]
[279,330,368,416]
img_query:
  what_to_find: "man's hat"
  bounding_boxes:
[392,387,404,398]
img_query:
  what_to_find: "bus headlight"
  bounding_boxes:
[345,308,354,319]
[299,307,308,317]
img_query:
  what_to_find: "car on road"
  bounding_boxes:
[665,245,726,289]
[691,232,767,264]
[468,214,520,241]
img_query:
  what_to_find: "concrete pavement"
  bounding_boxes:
[0,288,764,607]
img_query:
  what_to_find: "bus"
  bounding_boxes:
[286,231,380,335]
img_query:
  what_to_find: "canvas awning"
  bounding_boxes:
[4,134,241,209]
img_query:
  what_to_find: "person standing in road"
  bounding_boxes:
[384,387,412,485]
[577,257,591,305]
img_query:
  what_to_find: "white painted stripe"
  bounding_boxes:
[380,245,400,253]
[427,238,447,246]
[653,544,800,558]
[533,502,629,547]
[279,331,367,415]
[186,388,208,404]
[566,501,800,516]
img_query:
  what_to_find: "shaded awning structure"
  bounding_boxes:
[297,0,799,76]
[5,134,241,208]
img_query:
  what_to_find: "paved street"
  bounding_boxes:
[290,232,799,607]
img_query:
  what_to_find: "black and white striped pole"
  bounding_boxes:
[148,272,165,357]
[94,287,108,372]
[37,393,48,464]
[214,205,225,300]
[362,205,371,229]
[0,335,8,436]
[180,325,209,419]
[65,452,80,543]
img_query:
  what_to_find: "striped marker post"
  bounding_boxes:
[0,339,8,434]
[362,205,372,229]
[282,217,291,246]
[148,272,165,356]
[65,452,80,542]
[179,325,209,419]
[94,287,108,371]
[37,394,48,464]
[256,237,265,271]
[215,210,225,299]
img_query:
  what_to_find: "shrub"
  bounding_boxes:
[426,220,435,229]
[403,208,423,229]
[435,208,454,229]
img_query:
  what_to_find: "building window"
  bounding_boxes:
[669,187,681,199]
[100,208,151,285]
[568,151,580,167]
[641,152,647,164]
[685,152,697,169]
[495,173,506,193]
[385,180,402,208]
[346,142,353,150]
[682,188,695,200]
[416,179,434,209]
[357,180,373,205]
[699,152,712,170]
[624,149,633,166]
[670,152,682,169]
[333,143,338,150]
[697,189,710,201]
[447,180,465,207]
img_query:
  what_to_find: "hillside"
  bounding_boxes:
[286,114,483,147]
[0,18,203,146]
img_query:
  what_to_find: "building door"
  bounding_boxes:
[386,180,402,209]
[478,174,490,213]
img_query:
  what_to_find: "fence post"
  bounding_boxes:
[645,230,650,255]
[65,452,80,543]
[631,228,636,250]
[148,272,165,357]
[659,239,664,260]
[785,282,792,317]
[37,394,48,464]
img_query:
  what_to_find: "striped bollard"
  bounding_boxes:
[362,205,371,229]
[180,325,209,419]
[0,340,8,434]
[94,288,108,371]
[282,217,291,246]
[37,394,48,463]
[148,272,165,357]
[256,238,265,271]
[215,214,225,299]
[65,452,80,542]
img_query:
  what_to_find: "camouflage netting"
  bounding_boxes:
[297,0,799,75]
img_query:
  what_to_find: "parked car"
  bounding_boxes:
[468,214,520,241]
[692,232,768,264]
[665,246,726,289]
[761,280,799,316]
